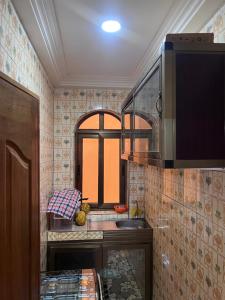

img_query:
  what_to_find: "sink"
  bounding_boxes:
[116,219,148,229]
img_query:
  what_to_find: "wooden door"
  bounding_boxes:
[0,73,40,300]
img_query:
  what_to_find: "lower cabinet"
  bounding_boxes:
[47,231,152,299]
[47,242,103,272]
[102,243,151,299]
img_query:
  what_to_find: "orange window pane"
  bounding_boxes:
[124,114,131,129]
[135,115,151,129]
[124,138,131,153]
[104,139,120,203]
[104,114,121,129]
[79,114,99,129]
[82,138,98,203]
[134,138,149,153]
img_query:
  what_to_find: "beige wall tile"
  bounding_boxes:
[144,5,225,298]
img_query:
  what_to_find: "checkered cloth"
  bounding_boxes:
[47,189,81,220]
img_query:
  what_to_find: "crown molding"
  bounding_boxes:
[133,0,205,84]
[60,75,135,89]
[28,0,206,88]
[29,0,67,85]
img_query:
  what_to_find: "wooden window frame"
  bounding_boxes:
[75,111,127,209]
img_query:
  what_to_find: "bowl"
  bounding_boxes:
[114,204,128,214]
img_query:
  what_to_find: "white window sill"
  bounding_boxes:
[88,210,128,221]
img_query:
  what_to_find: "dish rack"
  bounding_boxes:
[48,197,89,230]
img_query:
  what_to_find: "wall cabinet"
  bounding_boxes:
[121,99,133,160]
[122,42,225,168]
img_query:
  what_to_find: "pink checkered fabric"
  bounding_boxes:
[47,188,81,220]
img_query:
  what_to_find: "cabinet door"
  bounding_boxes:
[0,75,39,300]
[102,244,151,299]
[121,100,134,158]
[133,60,161,160]
[47,243,103,272]
[176,52,225,160]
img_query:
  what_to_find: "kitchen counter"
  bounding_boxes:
[47,211,129,241]
[47,219,153,299]
[47,218,149,241]
[48,219,121,232]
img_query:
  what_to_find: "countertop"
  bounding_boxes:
[48,220,120,232]
[48,218,126,242]
[47,218,151,242]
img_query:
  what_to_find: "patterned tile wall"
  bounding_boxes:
[0,0,54,271]
[53,87,129,190]
[145,167,225,300]
[53,88,146,215]
[145,4,225,300]
[201,3,225,41]
[127,161,145,218]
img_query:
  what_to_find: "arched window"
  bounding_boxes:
[75,111,126,208]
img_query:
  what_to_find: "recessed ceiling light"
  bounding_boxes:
[101,20,121,33]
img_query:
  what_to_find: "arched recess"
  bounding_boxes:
[75,110,126,209]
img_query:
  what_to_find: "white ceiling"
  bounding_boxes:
[54,0,175,78]
[12,0,225,88]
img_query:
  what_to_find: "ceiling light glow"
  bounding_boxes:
[101,20,121,33]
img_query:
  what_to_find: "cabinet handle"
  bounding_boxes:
[156,92,162,117]
[97,273,104,300]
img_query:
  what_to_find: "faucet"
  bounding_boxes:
[128,200,139,219]
[134,200,139,219]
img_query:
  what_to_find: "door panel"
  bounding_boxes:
[6,143,31,300]
[0,74,39,300]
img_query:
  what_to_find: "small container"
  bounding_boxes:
[114,204,128,214]
[48,213,73,230]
